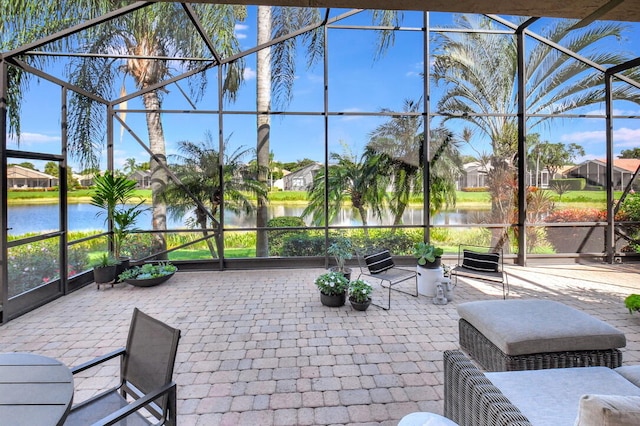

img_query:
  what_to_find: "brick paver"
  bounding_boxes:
[0,262,639,425]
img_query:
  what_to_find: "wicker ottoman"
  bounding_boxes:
[457,300,626,371]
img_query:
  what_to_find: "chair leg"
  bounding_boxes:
[371,280,391,310]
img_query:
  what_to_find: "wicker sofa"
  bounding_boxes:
[443,350,640,426]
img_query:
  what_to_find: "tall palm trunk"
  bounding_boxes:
[143,90,168,259]
[256,6,271,257]
[195,207,217,258]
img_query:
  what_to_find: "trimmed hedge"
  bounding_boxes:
[550,178,586,190]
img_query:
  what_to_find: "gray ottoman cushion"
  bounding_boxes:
[486,367,640,426]
[457,300,626,356]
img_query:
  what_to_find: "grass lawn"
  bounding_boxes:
[168,247,255,260]
[8,188,621,210]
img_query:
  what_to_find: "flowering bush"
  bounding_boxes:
[118,262,177,282]
[348,279,372,303]
[314,271,348,296]
[544,208,607,223]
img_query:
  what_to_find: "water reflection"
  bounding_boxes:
[8,203,487,235]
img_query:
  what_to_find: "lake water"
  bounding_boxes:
[7,203,485,236]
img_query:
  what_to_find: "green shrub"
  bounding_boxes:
[7,238,89,297]
[282,233,325,256]
[550,178,586,191]
[268,216,306,255]
[620,193,640,221]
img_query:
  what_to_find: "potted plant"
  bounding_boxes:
[625,294,640,314]
[414,242,445,297]
[348,279,373,311]
[90,252,119,285]
[117,262,177,287]
[328,237,353,280]
[414,242,444,269]
[90,172,147,274]
[315,271,348,307]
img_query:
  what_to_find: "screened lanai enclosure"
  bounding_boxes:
[2,1,640,322]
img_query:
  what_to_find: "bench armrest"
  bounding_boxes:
[443,350,531,426]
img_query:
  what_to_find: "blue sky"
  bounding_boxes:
[6,7,640,173]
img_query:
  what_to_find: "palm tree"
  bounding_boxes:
[161,132,268,258]
[255,6,323,257]
[433,15,640,158]
[367,99,463,225]
[123,158,138,176]
[302,148,386,236]
[66,2,246,259]
[255,8,401,255]
[432,15,640,246]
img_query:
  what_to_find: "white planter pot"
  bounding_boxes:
[417,266,444,297]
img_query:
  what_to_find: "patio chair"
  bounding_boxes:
[357,249,417,310]
[65,308,181,426]
[449,244,509,299]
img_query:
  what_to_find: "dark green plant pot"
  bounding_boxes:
[349,297,371,311]
[320,291,346,307]
[93,265,117,284]
[124,272,175,287]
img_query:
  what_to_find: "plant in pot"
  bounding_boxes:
[90,172,147,275]
[625,294,640,314]
[118,262,177,287]
[90,252,119,285]
[328,237,353,280]
[414,242,444,269]
[315,271,348,307]
[348,278,373,311]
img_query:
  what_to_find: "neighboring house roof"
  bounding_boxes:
[7,165,57,180]
[284,163,322,179]
[566,158,640,174]
[557,165,575,175]
[611,158,640,173]
[129,170,151,178]
[462,161,490,173]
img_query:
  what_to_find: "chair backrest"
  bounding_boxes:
[457,245,502,272]
[122,308,181,420]
[362,249,395,274]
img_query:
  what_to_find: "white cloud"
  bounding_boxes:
[561,127,640,144]
[243,67,256,80]
[235,24,249,40]
[582,107,640,116]
[406,61,424,78]
[6,132,60,145]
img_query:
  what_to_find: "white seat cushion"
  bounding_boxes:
[486,367,640,426]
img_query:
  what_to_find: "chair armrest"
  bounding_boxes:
[71,348,126,375]
[92,381,177,426]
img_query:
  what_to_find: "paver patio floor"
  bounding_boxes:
[1,261,639,425]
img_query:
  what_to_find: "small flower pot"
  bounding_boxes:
[320,291,346,307]
[349,297,371,311]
